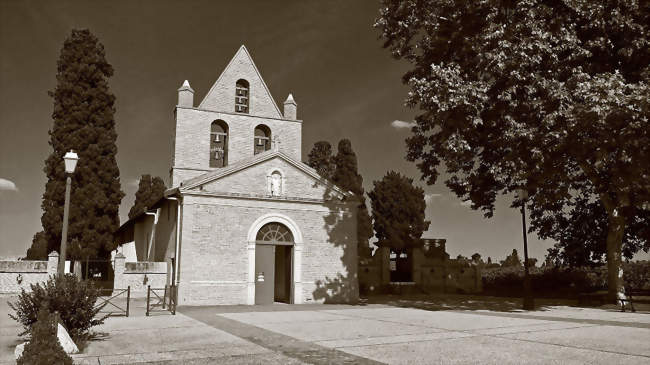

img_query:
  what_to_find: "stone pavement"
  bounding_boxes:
[194,305,650,364]
[3,294,650,364]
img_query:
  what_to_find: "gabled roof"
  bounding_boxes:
[177,150,354,199]
[197,45,283,118]
[116,152,354,241]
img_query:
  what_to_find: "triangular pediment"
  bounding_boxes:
[179,151,351,201]
[198,45,283,119]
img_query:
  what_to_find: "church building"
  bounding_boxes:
[116,46,359,305]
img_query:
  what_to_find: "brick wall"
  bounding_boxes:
[201,157,333,199]
[197,46,284,119]
[177,194,358,305]
[172,107,302,187]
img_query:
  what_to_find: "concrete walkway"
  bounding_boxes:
[3,294,650,364]
[198,305,650,364]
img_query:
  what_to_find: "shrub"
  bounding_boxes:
[17,306,73,365]
[9,274,106,342]
[481,262,650,298]
[623,261,650,290]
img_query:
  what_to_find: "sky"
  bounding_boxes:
[2,0,642,262]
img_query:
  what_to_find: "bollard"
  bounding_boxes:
[126,286,131,317]
[146,285,151,316]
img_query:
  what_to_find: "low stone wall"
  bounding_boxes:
[0,253,59,293]
[114,256,168,297]
[0,252,170,298]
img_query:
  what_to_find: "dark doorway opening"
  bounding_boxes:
[274,245,292,303]
[389,248,413,282]
[255,222,295,304]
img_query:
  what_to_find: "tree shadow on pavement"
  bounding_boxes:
[365,293,579,312]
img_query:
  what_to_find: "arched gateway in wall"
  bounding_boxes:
[247,214,303,305]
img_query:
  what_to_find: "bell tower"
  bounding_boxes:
[170,46,303,187]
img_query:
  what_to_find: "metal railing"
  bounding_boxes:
[146,285,176,316]
[95,287,130,317]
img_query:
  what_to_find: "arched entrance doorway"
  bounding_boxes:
[254,222,293,304]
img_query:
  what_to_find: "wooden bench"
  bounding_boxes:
[620,288,650,312]
[577,290,609,306]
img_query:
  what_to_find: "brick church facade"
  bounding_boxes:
[116,46,359,305]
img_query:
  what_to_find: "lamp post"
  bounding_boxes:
[517,188,535,310]
[58,150,79,276]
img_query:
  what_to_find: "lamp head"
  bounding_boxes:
[63,150,79,173]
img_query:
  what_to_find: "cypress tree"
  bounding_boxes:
[17,307,73,365]
[307,141,335,180]
[28,29,124,260]
[332,139,373,258]
[128,175,167,219]
[368,171,430,251]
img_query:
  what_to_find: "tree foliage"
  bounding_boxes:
[331,139,374,257]
[471,252,483,265]
[500,249,523,267]
[29,29,124,260]
[307,141,335,180]
[128,175,167,219]
[542,198,650,267]
[369,171,430,250]
[9,274,105,341]
[376,0,650,299]
[25,231,48,260]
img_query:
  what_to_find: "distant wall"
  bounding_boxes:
[359,247,482,294]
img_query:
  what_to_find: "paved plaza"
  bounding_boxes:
[2,295,650,364]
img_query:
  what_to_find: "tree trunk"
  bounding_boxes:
[605,212,626,303]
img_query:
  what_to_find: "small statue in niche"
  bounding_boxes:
[271,172,282,196]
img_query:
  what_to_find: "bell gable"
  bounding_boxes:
[198,45,283,119]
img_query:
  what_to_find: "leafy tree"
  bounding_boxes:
[471,252,483,265]
[332,139,374,257]
[307,141,335,180]
[368,171,430,251]
[541,198,649,267]
[501,249,523,268]
[376,0,650,300]
[128,175,167,219]
[28,29,124,260]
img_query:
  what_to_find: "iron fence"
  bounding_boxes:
[146,285,176,316]
[95,287,130,317]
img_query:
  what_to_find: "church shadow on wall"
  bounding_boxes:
[311,182,359,304]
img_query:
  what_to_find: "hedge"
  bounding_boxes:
[481,261,650,298]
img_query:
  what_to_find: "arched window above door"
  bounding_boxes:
[256,222,294,243]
